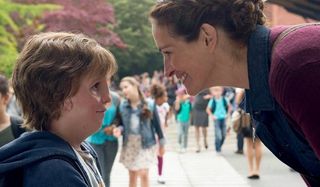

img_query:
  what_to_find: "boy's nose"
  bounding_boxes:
[102,89,111,105]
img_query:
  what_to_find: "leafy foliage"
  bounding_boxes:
[109,0,163,78]
[0,0,55,77]
[0,0,125,77]
[15,0,125,48]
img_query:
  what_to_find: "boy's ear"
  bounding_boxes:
[63,98,73,111]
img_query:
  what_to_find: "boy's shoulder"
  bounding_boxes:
[0,131,90,186]
[3,156,87,187]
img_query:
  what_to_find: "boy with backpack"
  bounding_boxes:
[207,86,231,154]
[175,87,192,153]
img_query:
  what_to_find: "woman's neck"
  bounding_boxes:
[129,96,141,108]
[208,33,249,89]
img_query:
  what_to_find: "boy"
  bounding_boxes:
[207,86,231,153]
[0,32,117,187]
[175,87,192,153]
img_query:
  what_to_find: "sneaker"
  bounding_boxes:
[234,150,244,154]
[247,174,260,179]
[157,176,166,184]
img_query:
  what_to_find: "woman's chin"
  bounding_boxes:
[184,83,202,96]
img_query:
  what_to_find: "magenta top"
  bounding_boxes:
[269,25,320,159]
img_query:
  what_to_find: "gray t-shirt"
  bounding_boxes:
[0,126,14,147]
[129,109,140,135]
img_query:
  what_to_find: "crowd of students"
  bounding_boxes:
[0,61,262,187]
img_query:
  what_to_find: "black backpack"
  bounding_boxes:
[176,101,192,114]
[211,97,228,114]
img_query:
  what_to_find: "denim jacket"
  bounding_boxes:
[245,25,320,185]
[119,99,165,149]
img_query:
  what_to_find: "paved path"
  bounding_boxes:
[110,117,305,187]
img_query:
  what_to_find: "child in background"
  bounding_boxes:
[207,86,231,154]
[175,87,192,153]
[0,74,25,147]
[150,83,170,185]
[118,77,165,187]
[87,90,121,187]
[0,32,117,186]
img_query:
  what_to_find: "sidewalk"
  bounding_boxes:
[111,150,250,187]
[110,117,250,187]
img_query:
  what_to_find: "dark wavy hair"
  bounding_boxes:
[150,83,166,99]
[150,0,266,43]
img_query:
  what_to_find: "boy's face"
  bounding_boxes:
[210,86,223,97]
[0,92,9,113]
[64,74,111,138]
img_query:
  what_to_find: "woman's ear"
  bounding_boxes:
[200,23,217,52]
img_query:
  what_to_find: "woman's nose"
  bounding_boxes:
[164,60,174,77]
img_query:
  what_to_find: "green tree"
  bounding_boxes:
[109,0,162,78]
[0,0,55,77]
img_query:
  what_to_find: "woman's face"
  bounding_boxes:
[151,20,214,96]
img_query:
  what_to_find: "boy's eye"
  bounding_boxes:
[163,51,171,56]
[92,82,100,90]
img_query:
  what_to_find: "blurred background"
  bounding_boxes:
[0,0,319,80]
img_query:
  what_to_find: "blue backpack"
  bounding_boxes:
[211,97,228,114]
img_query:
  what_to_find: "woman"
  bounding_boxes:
[236,89,263,179]
[191,89,210,153]
[149,0,320,185]
[118,77,165,187]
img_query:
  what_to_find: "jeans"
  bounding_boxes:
[214,119,226,152]
[91,140,118,187]
[178,121,189,149]
[237,131,244,151]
